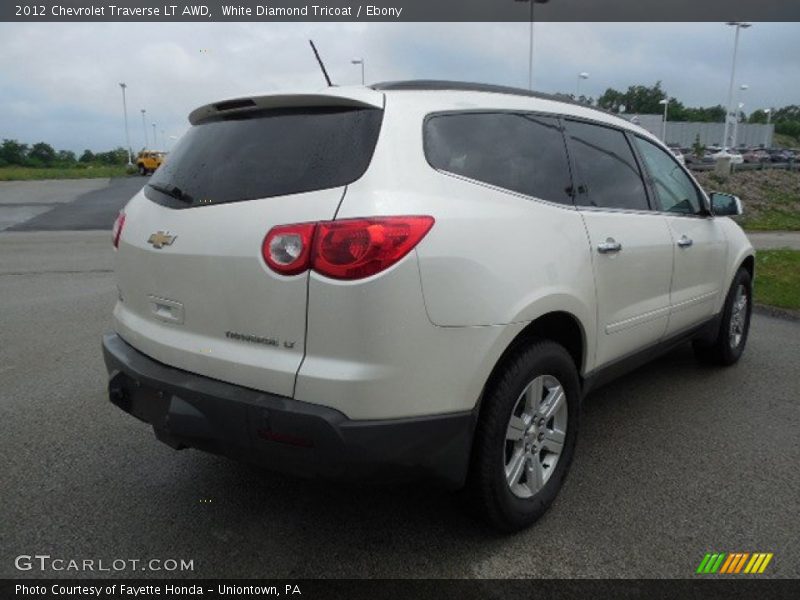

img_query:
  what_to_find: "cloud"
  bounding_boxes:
[0,22,797,152]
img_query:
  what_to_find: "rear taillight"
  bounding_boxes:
[112,211,126,249]
[262,216,434,280]
[262,223,316,276]
[313,216,435,280]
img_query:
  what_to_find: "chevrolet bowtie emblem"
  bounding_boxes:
[147,231,177,249]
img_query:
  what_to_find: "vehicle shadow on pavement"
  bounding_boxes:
[126,343,733,578]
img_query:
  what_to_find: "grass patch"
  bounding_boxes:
[754,249,800,310]
[695,170,800,231]
[773,133,800,149]
[0,165,132,181]
[738,209,800,231]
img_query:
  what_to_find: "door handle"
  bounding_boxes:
[677,235,693,248]
[597,238,622,254]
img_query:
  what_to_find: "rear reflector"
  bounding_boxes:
[262,216,434,280]
[257,428,314,448]
[112,211,126,249]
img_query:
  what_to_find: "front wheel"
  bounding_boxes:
[469,340,580,532]
[138,164,147,176]
[693,267,752,366]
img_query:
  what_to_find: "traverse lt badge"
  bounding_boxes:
[147,231,176,249]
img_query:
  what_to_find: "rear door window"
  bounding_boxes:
[564,120,649,211]
[145,106,383,209]
[424,112,574,205]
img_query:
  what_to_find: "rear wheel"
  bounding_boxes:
[469,340,580,532]
[693,268,752,366]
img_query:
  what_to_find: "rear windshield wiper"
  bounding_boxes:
[147,183,194,204]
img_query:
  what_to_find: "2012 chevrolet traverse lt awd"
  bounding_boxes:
[103,81,754,531]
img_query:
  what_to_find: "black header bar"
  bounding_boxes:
[3,578,800,600]
[3,0,800,22]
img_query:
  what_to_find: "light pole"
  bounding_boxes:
[351,58,365,85]
[576,72,589,101]
[732,102,745,150]
[764,108,772,147]
[119,83,132,166]
[152,123,157,150]
[659,98,669,142]
[515,0,550,91]
[722,22,751,149]
[140,109,148,149]
[731,84,748,150]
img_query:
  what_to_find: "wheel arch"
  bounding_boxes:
[480,311,587,408]
[740,253,755,281]
[466,311,586,492]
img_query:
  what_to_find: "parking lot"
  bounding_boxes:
[1,178,799,578]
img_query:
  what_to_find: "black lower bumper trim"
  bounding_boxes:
[102,333,475,489]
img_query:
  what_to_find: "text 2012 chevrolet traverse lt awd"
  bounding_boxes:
[103,81,754,531]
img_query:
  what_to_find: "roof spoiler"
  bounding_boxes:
[188,88,384,125]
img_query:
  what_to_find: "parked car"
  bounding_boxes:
[711,148,744,165]
[768,149,795,163]
[742,149,771,163]
[699,152,717,164]
[104,81,755,532]
[135,150,167,175]
[668,146,686,165]
[683,153,699,166]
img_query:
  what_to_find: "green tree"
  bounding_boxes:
[692,134,705,158]
[680,105,726,123]
[79,149,95,163]
[773,105,800,121]
[598,81,667,114]
[597,88,626,113]
[0,139,29,165]
[95,147,128,165]
[28,142,57,166]
[57,150,77,164]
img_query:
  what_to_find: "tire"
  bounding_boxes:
[693,268,752,366]
[469,340,580,532]
[138,164,147,176]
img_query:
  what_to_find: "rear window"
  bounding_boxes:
[145,106,383,208]
[424,112,574,205]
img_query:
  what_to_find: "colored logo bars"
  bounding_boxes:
[696,552,773,574]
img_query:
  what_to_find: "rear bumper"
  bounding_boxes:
[102,333,475,489]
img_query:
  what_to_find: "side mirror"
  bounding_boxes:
[710,192,743,216]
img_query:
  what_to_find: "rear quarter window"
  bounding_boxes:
[424,112,574,206]
[145,106,383,209]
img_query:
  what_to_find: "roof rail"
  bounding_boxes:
[370,79,621,120]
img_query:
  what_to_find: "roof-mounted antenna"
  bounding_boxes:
[309,40,334,87]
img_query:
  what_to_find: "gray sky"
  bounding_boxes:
[1,22,798,153]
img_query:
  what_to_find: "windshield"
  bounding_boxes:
[145,106,383,209]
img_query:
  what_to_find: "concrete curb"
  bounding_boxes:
[754,303,800,322]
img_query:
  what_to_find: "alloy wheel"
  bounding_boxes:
[504,375,568,499]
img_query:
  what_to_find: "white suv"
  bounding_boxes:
[103,81,754,531]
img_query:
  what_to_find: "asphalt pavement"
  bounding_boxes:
[0,179,798,579]
[0,177,143,232]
